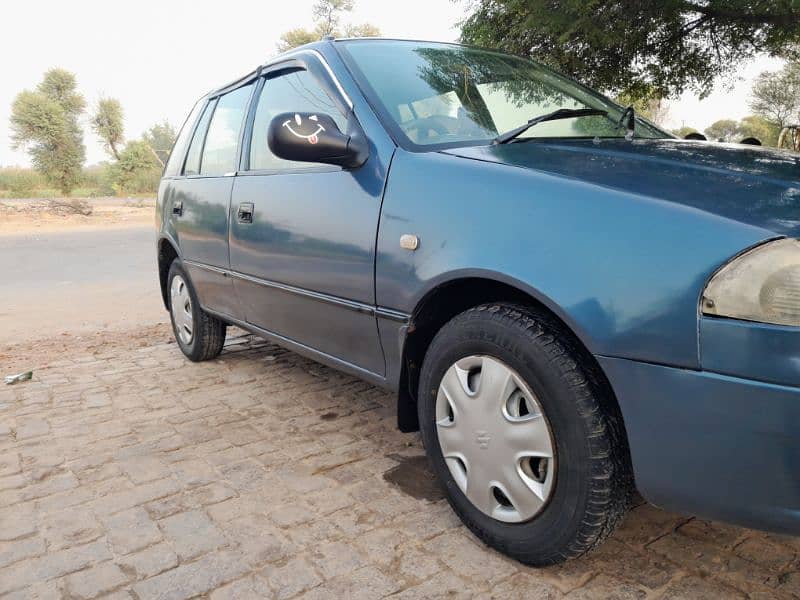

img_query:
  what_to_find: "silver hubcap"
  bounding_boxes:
[170,275,193,345]
[435,355,556,523]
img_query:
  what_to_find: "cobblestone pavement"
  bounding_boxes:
[1,328,800,599]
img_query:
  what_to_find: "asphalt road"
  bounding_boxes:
[0,225,167,345]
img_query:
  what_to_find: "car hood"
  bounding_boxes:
[443,139,800,238]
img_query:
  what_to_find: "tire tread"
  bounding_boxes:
[421,302,632,566]
[167,261,226,362]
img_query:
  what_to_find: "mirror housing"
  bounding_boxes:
[267,111,368,169]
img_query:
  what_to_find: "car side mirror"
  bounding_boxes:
[267,111,368,169]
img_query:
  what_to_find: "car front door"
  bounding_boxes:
[229,59,386,375]
[172,83,254,318]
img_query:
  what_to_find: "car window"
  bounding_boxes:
[182,100,215,176]
[165,99,205,177]
[200,84,254,176]
[249,69,347,172]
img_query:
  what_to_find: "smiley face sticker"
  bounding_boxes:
[282,113,326,145]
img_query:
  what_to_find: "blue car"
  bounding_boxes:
[156,38,800,565]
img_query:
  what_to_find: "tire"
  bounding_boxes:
[417,303,632,566]
[167,260,226,362]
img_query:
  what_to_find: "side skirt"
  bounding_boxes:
[204,307,391,390]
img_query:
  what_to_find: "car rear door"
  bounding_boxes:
[229,57,387,376]
[171,83,255,318]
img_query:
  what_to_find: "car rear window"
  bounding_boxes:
[182,100,215,176]
[164,99,205,177]
[200,84,254,176]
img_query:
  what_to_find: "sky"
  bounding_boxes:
[0,0,785,167]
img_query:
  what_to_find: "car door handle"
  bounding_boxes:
[237,202,254,224]
[172,201,183,216]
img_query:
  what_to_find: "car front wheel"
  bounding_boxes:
[167,261,226,362]
[418,303,632,566]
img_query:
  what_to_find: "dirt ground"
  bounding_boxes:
[0,323,173,376]
[0,197,154,236]
[0,198,165,346]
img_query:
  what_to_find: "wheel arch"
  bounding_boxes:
[157,235,181,310]
[396,273,630,465]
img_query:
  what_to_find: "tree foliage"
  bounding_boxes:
[672,126,699,138]
[106,121,174,194]
[343,23,381,38]
[9,68,86,194]
[88,94,175,190]
[277,0,379,52]
[111,139,162,194]
[142,121,177,167]
[750,61,800,128]
[460,1,800,101]
[91,97,124,160]
[673,116,782,145]
[737,115,781,146]
[704,119,740,142]
[277,28,320,52]
[313,0,353,35]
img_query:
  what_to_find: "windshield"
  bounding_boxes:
[338,40,668,149]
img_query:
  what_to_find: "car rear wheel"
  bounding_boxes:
[167,261,226,362]
[418,303,632,566]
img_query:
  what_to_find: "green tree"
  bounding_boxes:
[90,97,124,160]
[737,115,781,146]
[9,68,86,194]
[672,126,700,138]
[343,23,381,38]
[111,139,162,194]
[750,61,800,129]
[460,1,800,101]
[277,0,379,52]
[277,28,320,52]
[704,119,740,142]
[142,121,177,167]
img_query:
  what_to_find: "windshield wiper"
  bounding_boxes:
[493,108,609,144]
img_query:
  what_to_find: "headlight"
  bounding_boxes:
[702,238,800,327]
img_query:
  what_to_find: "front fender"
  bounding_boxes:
[376,150,773,368]
[407,266,596,353]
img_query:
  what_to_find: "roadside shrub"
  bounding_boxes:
[0,162,158,199]
[111,140,162,195]
[0,167,45,198]
[82,164,116,197]
[115,167,161,195]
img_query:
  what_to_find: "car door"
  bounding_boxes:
[229,61,386,375]
[172,83,254,318]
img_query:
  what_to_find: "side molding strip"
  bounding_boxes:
[183,259,410,323]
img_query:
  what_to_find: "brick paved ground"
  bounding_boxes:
[1,328,799,599]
